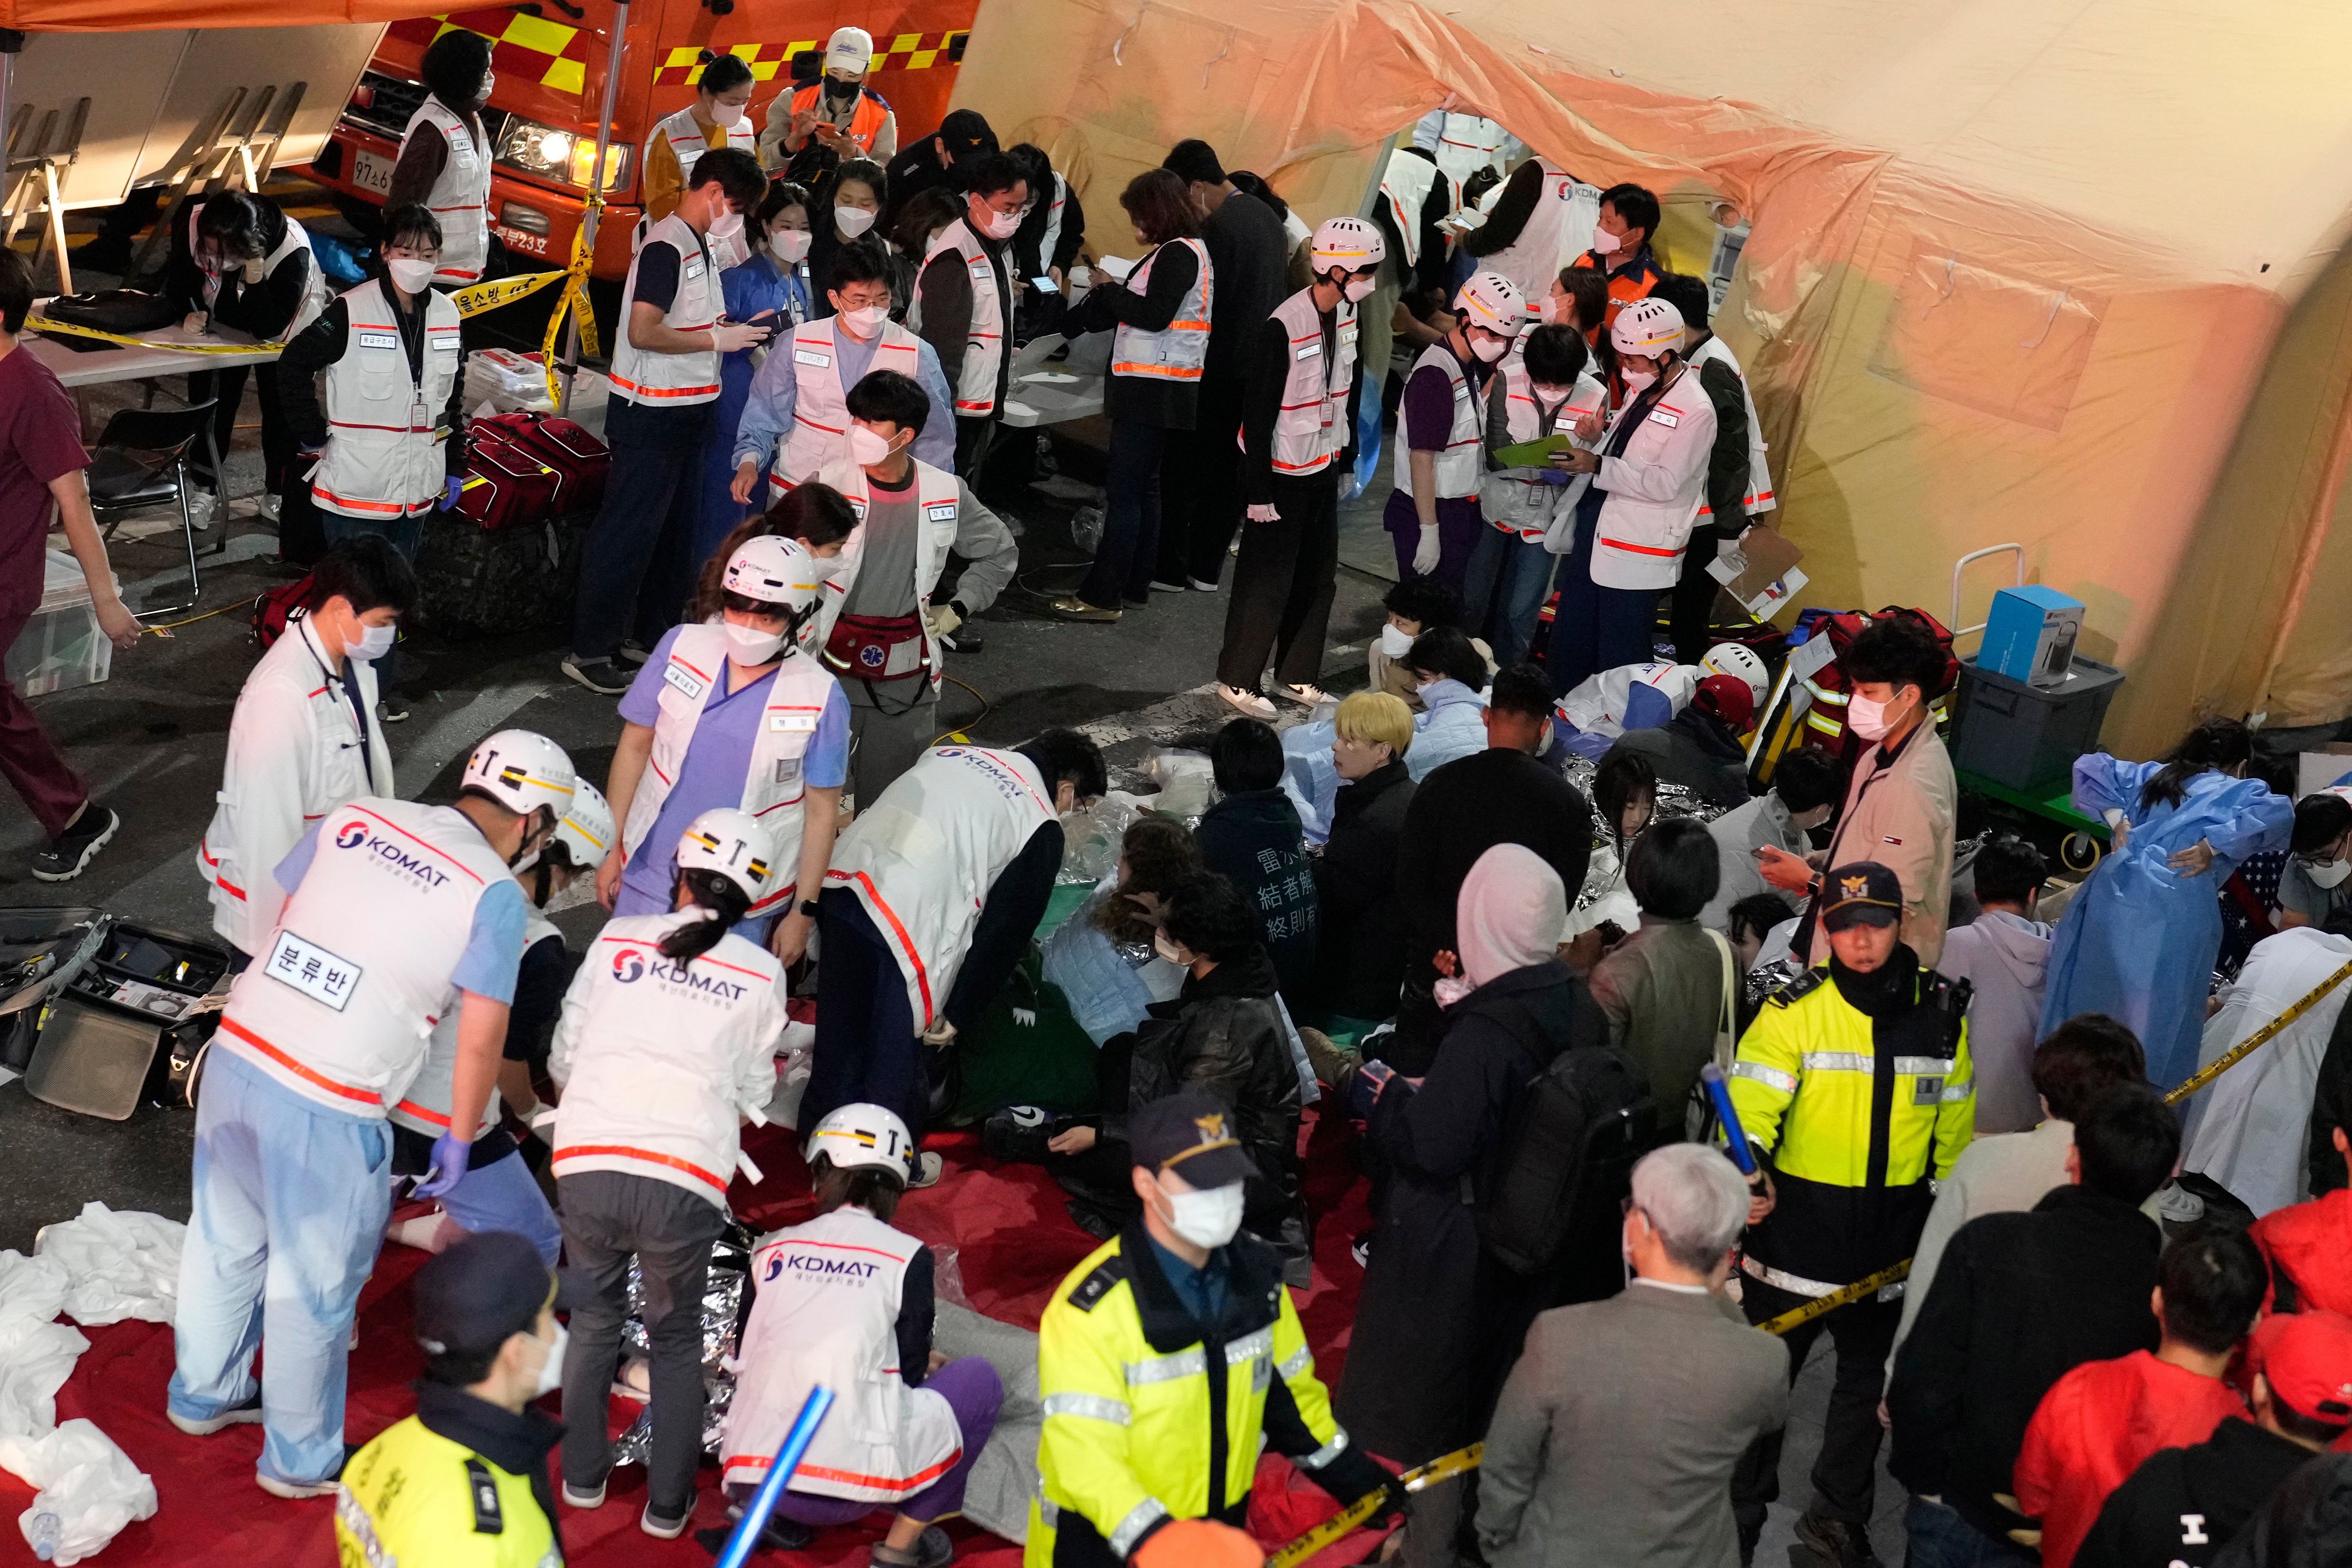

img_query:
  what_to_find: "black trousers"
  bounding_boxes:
[1670,528,1728,665]
[188,363,296,500]
[1158,372,1244,586]
[954,413,998,482]
[569,396,709,659]
[1215,470,1340,692]
[1731,1277,1902,1542]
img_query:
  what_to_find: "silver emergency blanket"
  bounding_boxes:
[607,1224,754,1467]
[1558,754,1729,920]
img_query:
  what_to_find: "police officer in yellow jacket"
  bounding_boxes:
[1031,1088,1400,1568]
[337,1231,579,1568]
[1725,861,1973,1568]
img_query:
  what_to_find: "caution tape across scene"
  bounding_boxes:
[1268,1443,1485,1568]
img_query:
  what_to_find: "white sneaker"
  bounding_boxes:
[1188,576,1220,592]
[185,490,218,533]
[562,1480,607,1510]
[169,1394,263,1436]
[254,492,281,524]
[641,1500,692,1540]
[909,1151,945,1189]
[1217,684,1276,720]
[1277,682,1332,708]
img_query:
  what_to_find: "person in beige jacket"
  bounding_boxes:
[1759,616,1956,967]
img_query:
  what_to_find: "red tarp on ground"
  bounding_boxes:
[3,1113,1382,1568]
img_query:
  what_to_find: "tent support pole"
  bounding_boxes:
[560,0,625,414]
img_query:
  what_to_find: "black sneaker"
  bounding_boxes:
[1794,1511,1883,1568]
[562,655,632,696]
[984,1104,1067,1164]
[31,806,118,883]
[698,1512,813,1553]
[640,1498,691,1540]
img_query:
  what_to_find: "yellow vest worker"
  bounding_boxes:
[1029,1088,1399,1567]
[337,1231,578,1568]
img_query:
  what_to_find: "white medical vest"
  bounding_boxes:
[186,202,329,336]
[1684,333,1777,516]
[1591,364,1718,591]
[799,454,963,691]
[401,98,493,286]
[623,621,841,918]
[198,616,394,957]
[548,910,788,1207]
[610,214,722,406]
[390,904,560,1138]
[1423,111,1509,187]
[722,1206,963,1501]
[1245,287,1358,480]
[310,279,464,520]
[1393,342,1484,499]
[1482,160,1601,307]
[1481,355,1604,541]
[825,746,1056,1030]
[769,315,924,498]
[216,798,514,1117]
[920,218,1007,418]
[646,106,757,269]
[1108,237,1212,384]
[1036,173,1070,277]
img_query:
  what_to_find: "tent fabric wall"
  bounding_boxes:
[955,0,2352,755]
[0,0,423,24]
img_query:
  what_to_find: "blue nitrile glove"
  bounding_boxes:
[439,475,465,511]
[1536,468,1571,486]
[413,1132,472,1198]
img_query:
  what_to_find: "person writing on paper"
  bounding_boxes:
[383,28,497,291]
[730,236,954,506]
[277,203,468,557]
[600,534,848,964]
[170,728,573,1502]
[766,26,899,181]
[642,54,760,266]
[199,539,413,964]
[551,807,792,1542]
[1385,270,1524,593]
[694,179,817,548]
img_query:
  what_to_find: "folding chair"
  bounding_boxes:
[83,400,218,620]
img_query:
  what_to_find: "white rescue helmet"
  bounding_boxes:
[1701,642,1769,707]
[805,1101,918,1184]
[1612,295,1686,358]
[676,806,778,903]
[1310,215,1386,274]
[723,534,825,619]
[1454,270,1525,337]
[462,730,577,822]
[552,779,616,869]
[823,25,874,75]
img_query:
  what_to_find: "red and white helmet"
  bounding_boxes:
[1612,295,1686,357]
[1454,270,1525,337]
[1701,642,1769,707]
[1310,215,1386,273]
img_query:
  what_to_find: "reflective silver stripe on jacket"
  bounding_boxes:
[1893,1056,1957,1075]
[1038,1497,1060,1528]
[1226,1327,1275,1364]
[1278,1345,1313,1380]
[1732,1061,1798,1093]
[1041,1392,1133,1426]
[1125,1346,1207,1385]
[1939,1078,1974,1103]
[1110,1498,1173,1558]
[1298,1428,1351,1468]
[1741,1253,1906,1302]
[334,1485,395,1568]
[1799,1051,1873,1074]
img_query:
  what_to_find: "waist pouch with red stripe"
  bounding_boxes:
[823,613,931,681]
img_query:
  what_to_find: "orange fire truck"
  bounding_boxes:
[302,3,972,281]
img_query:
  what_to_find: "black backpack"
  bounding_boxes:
[1475,996,1658,1276]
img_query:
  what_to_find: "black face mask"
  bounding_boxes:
[823,76,859,101]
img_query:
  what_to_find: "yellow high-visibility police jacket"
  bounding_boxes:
[336,1393,563,1568]
[1027,1228,1385,1566]
[1727,958,1975,1297]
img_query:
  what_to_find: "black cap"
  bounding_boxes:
[1128,1088,1256,1189]
[1821,861,1903,932]
[413,1231,589,1360]
[937,110,998,160]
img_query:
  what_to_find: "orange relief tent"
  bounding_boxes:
[954,0,2352,756]
[0,0,431,25]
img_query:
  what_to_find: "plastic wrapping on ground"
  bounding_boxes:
[1138,750,1215,819]
[31,1206,184,1327]
[1040,882,1186,1046]
[0,1294,84,1442]
[609,1226,755,1468]
[2,1419,157,1565]
[929,1302,1042,1543]
[1055,793,1144,886]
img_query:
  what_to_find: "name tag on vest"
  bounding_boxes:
[794,348,831,367]
[357,332,400,351]
[1650,409,1681,429]
[433,338,462,353]
[925,501,959,524]
[774,757,803,785]
[1912,1075,1945,1106]
[1339,325,1358,346]
[684,261,706,281]
[664,662,706,700]
[449,129,476,165]
[265,929,362,1013]
[769,712,818,732]
[1295,340,1323,361]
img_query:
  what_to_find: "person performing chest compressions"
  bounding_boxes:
[550,807,794,1542]
[601,534,850,965]
[721,1101,1007,1564]
[169,727,576,1501]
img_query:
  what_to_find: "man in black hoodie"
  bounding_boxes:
[2075,1309,2352,1568]
[1888,1083,2180,1566]
[1194,717,1319,1010]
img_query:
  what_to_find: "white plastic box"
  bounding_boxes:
[5,552,113,697]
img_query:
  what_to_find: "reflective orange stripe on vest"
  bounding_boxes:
[219,1016,382,1107]
[825,867,934,1020]
[553,1143,730,1196]
[610,372,722,400]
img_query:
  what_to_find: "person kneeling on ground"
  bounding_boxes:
[721,1102,1004,1567]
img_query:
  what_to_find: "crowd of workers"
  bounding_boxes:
[8,34,2352,1568]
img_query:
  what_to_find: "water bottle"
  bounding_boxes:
[28,1510,62,1562]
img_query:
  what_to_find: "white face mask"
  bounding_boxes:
[385,257,437,293]
[722,619,788,665]
[1160,1181,1246,1250]
[771,229,812,264]
[530,1319,567,1398]
[834,205,878,238]
[1152,929,1184,965]
[974,203,1022,240]
[1537,294,1566,326]
[1343,275,1376,303]
[1621,363,1659,393]
[1591,224,1623,256]
[848,423,896,467]
[1469,332,1508,363]
[349,621,397,662]
[708,207,745,241]
[1847,693,1900,742]
[1378,622,1415,659]
[1531,383,1569,402]
[837,303,890,338]
[2308,857,2352,890]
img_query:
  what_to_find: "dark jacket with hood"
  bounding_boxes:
[2076,1418,2327,1568]
[1195,787,1320,1008]
[1311,759,1417,1021]
[1603,707,1751,809]
[1117,945,1301,1198]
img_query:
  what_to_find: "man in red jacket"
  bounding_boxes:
[2013,1226,2266,1568]
[2250,1124,2352,1315]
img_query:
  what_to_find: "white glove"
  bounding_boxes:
[924,603,962,639]
[1412,523,1441,576]
[1246,502,1280,523]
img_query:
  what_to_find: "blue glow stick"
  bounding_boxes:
[1701,1064,1757,1175]
[714,1385,836,1568]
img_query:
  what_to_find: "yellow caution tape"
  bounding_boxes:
[2165,959,2352,1105]
[1266,1443,1483,1568]
[1756,1259,1913,1336]
[448,268,568,317]
[539,193,606,405]
[26,315,291,354]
